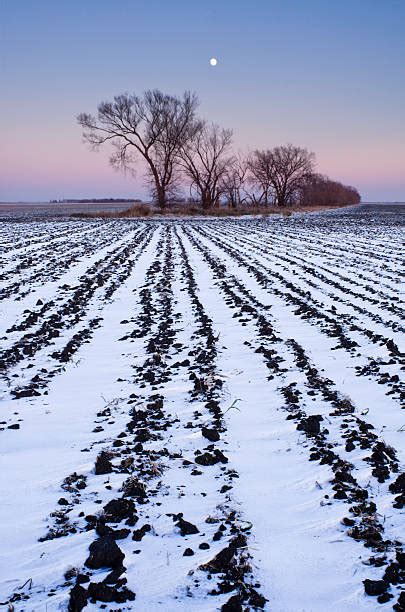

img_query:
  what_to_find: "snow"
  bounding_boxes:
[0,205,404,610]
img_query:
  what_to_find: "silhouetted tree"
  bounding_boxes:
[220,153,250,209]
[247,150,274,205]
[250,145,315,206]
[77,90,199,208]
[179,123,233,208]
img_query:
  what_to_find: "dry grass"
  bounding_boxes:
[72,203,153,219]
[71,201,352,219]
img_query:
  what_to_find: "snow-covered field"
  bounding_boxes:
[0,206,404,611]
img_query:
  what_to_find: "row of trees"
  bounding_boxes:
[298,174,361,206]
[78,89,360,209]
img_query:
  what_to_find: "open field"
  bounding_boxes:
[0,202,133,222]
[0,205,404,611]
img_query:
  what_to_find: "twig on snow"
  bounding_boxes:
[224,399,242,414]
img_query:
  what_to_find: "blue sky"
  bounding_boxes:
[1,0,404,201]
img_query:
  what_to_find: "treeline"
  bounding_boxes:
[50,198,141,203]
[78,89,360,209]
[298,175,361,207]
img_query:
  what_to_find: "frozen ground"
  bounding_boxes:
[0,205,404,611]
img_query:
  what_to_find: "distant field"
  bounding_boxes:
[0,206,404,610]
[0,201,132,221]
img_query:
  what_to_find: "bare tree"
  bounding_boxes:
[179,122,233,209]
[247,150,274,205]
[249,145,315,207]
[77,90,199,208]
[220,153,250,209]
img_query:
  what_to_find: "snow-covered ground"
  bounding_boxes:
[0,206,404,611]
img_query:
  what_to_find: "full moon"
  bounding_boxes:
[209,58,217,66]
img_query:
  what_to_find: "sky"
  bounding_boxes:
[1,0,404,202]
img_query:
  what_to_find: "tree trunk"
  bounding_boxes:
[146,157,166,209]
[156,185,166,209]
[277,190,287,207]
[201,189,212,210]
